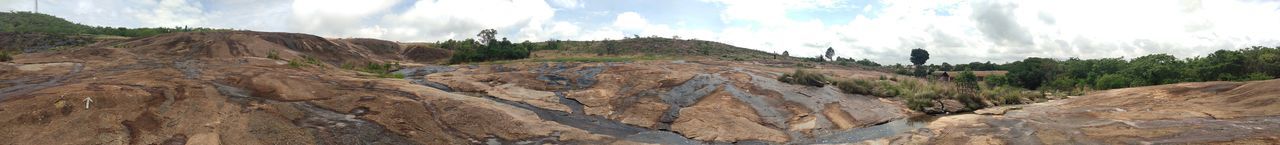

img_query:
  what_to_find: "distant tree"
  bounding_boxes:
[910,48,930,66]
[955,70,979,89]
[782,51,789,57]
[825,47,835,60]
[984,74,1012,87]
[941,62,952,71]
[1124,54,1184,85]
[1006,57,1058,90]
[448,29,532,64]
[855,59,881,67]
[909,48,930,76]
[476,29,497,45]
[1095,74,1135,90]
[599,39,619,56]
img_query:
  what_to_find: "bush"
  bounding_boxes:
[981,85,1031,105]
[955,71,979,89]
[0,51,12,62]
[984,75,1012,87]
[287,58,307,68]
[872,81,902,97]
[266,50,281,60]
[904,91,938,111]
[343,62,404,79]
[779,69,827,87]
[833,79,874,95]
[1242,72,1273,81]
[444,30,536,64]
[1095,74,1135,90]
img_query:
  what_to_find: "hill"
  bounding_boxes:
[0,11,223,37]
[547,37,793,61]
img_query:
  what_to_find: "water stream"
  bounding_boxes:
[796,115,941,144]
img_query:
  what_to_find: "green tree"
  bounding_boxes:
[782,51,789,57]
[825,47,835,60]
[910,48,929,66]
[1124,54,1183,85]
[1096,74,1135,90]
[909,48,930,76]
[955,70,979,89]
[476,29,497,45]
[1006,57,1058,90]
[984,75,1012,87]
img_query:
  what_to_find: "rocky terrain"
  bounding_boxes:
[0,31,925,144]
[2,31,1278,145]
[863,79,1280,144]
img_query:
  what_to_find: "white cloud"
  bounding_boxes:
[284,0,559,42]
[289,0,400,37]
[700,0,1280,64]
[133,0,207,27]
[10,0,1280,65]
[549,0,583,9]
[613,12,649,31]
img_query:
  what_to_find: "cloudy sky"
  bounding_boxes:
[3,0,1280,64]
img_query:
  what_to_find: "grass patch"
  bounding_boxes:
[286,55,324,68]
[267,50,281,60]
[343,62,404,79]
[778,69,828,87]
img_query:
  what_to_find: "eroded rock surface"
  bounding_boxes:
[425,61,914,144]
[0,32,617,145]
[864,80,1280,144]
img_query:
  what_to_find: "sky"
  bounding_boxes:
[3,0,1280,65]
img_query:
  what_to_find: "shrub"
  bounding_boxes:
[0,51,12,62]
[981,85,1030,105]
[833,79,874,95]
[904,91,938,111]
[1095,74,1135,90]
[343,62,404,79]
[302,55,322,65]
[872,81,902,97]
[779,69,827,87]
[984,75,1012,87]
[287,58,306,68]
[955,71,979,89]
[266,50,281,60]
[1242,72,1273,81]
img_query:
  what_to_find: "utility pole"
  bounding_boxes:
[34,0,38,13]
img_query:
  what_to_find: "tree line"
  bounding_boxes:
[443,29,561,64]
[1,12,224,37]
[995,46,1278,91]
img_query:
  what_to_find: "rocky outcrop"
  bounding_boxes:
[0,32,627,144]
[863,80,1280,144]
[424,61,914,144]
